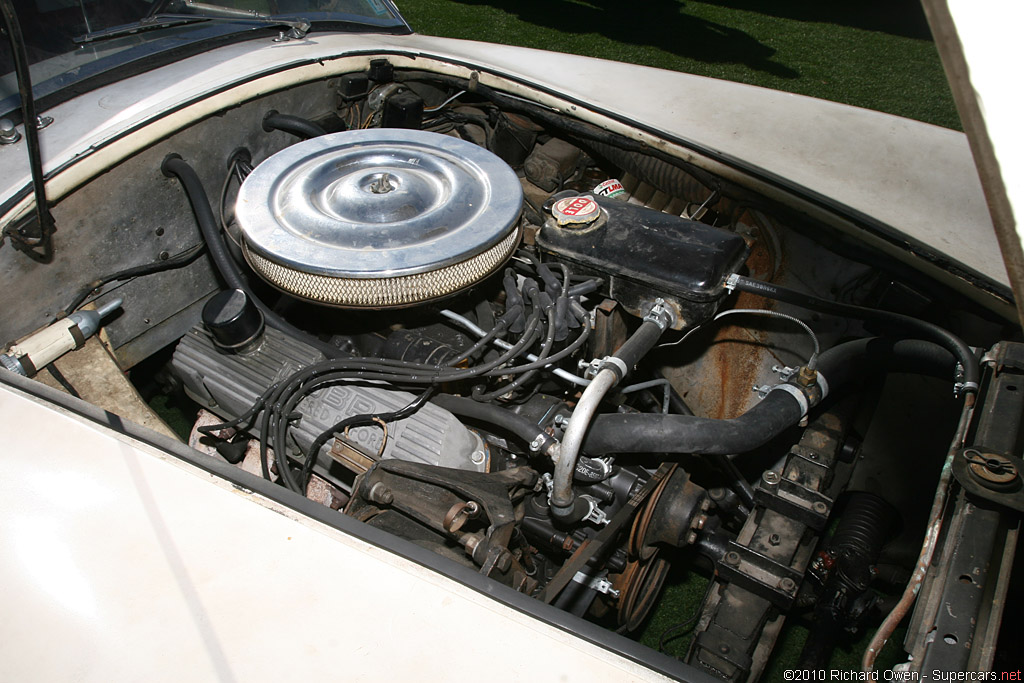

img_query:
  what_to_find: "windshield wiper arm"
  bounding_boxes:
[73,3,311,45]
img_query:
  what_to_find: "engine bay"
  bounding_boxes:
[2,57,1021,680]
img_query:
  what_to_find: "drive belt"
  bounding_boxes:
[538,462,676,604]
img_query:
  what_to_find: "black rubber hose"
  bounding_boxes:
[729,275,978,393]
[582,337,958,456]
[813,337,957,390]
[160,154,342,359]
[431,393,556,454]
[262,110,327,139]
[613,319,665,376]
[582,390,803,456]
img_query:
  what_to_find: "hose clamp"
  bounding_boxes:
[815,370,830,400]
[598,355,629,380]
[765,383,810,419]
[724,273,741,292]
[954,381,979,397]
[643,298,675,331]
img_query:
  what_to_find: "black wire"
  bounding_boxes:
[0,0,55,260]
[482,313,589,376]
[46,365,81,399]
[472,312,553,401]
[63,243,206,315]
[236,312,543,492]
[299,386,436,489]
[658,578,714,654]
[198,254,596,492]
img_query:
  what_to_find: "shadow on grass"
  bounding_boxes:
[447,0,800,79]
[698,0,934,40]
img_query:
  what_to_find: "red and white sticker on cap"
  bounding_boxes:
[552,195,601,226]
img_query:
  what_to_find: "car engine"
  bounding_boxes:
[2,58,1020,680]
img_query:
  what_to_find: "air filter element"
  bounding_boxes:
[236,129,523,308]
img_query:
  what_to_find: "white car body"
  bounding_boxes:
[0,2,1019,680]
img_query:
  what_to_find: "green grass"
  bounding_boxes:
[395,0,961,129]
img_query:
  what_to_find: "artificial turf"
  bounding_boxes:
[395,0,961,130]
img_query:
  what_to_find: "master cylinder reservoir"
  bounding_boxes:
[536,194,749,330]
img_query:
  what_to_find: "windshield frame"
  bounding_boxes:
[0,2,411,122]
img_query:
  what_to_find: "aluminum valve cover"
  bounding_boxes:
[236,129,523,307]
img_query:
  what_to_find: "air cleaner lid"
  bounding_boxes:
[236,129,523,280]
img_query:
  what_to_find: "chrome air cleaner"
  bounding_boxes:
[236,129,523,308]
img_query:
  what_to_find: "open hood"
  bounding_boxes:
[924,0,1024,325]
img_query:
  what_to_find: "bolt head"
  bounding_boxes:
[369,482,394,505]
[779,577,797,592]
[762,470,781,485]
[724,550,741,566]
[812,501,828,514]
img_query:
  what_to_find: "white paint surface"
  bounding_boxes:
[0,383,673,682]
[945,0,1023,251]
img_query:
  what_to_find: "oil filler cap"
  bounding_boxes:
[203,289,265,352]
[551,195,601,227]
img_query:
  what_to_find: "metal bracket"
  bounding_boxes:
[572,571,620,598]
[717,542,804,609]
[755,470,833,530]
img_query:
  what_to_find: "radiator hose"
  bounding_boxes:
[580,337,958,456]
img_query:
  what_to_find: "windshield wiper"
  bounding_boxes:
[73,1,311,45]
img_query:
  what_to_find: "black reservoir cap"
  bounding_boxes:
[202,289,265,352]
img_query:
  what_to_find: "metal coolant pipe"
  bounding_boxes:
[549,303,672,522]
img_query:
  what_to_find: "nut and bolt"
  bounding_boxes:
[369,482,394,505]
[796,366,819,387]
[724,550,741,566]
[762,470,781,486]
[0,118,21,145]
[779,577,797,592]
[495,550,513,573]
[768,533,781,546]
[812,501,829,514]
[708,487,725,501]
